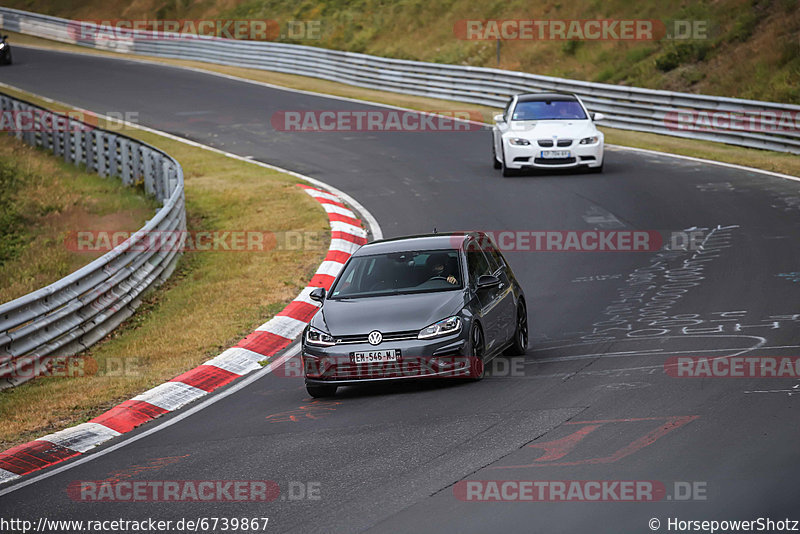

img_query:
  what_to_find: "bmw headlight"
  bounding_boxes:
[508,137,531,146]
[418,316,462,339]
[579,136,599,145]
[305,326,335,346]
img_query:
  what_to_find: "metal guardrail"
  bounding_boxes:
[1,7,799,154]
[0,92,186,389]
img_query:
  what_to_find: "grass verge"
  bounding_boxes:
[0,136,158,303]
[0,85,329,450]
[4,30,800,177]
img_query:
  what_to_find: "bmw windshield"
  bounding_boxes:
[511,99,587,120]
[329,249,463,299]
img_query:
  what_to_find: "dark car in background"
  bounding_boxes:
[0,35,12,65]
[301,232,528,397]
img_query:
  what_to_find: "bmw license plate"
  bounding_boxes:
[352,349,399,364]
[540,150,571,158]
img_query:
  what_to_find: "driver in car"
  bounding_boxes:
[425,253,458,285]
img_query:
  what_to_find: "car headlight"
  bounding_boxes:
[508,138,531,146]
[579,136,599,145]
[305,326,335,346]
[0,43,6,50]
[418,316,462,339]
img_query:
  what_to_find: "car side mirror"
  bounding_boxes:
[477,274,501,289]
[591,112,605,121]
[309,287,326,302]
[493,114,505,124]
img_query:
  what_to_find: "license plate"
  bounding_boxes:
[352,349,398,364]
[540,150,571,159]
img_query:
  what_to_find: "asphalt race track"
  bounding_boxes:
[1,46,799,533]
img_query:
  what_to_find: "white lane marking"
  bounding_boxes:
[38,423,121,453]
[321,203,357,218]
[526,348,664,363]
[314,260,347,278]
[131,381,208,412]
[256,315,307,338]
[303,188,343,203]
[527,343,800,364]
[329,238,363,255]
[582,206,625,229]
[529,335,769,376]
[744,390,798,395]
[292,287,325,307]
[0,469,19,483]
[606,144,800,183]
[203,348,265,375]
[330,221,367,237]
[0,345,301,497]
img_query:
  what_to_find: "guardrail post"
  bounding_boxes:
[106,133,118,178]
[120,137,132,185]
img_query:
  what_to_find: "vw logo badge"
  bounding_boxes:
[368,330,383,345]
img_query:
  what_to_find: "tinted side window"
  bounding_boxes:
[466,241,491,283]
[481,239,505,273]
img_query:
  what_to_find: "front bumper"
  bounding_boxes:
[302,334,471,386]
[504,140,604,169]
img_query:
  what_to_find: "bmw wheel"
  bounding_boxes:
[501,146,515,177]
[493,144,502,169]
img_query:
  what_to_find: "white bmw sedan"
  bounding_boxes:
[492,93,605,176]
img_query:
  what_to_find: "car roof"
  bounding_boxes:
[516,93,578,102]
[353,232,481,255]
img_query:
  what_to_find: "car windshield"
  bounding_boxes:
[511,99,587,121]
[329,249,463,299]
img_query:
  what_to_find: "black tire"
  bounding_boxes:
[467,323,486,380]
[306,384,337,398]
[492,144,502,169]
[506,301,528,356]
[499,145,516,177]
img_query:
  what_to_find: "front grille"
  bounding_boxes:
[334,330,419,345]
[557,139,573,147]
[537,139,554,147]
[320,356,471,380]
[325,360,428,380]
[533,157,577,165]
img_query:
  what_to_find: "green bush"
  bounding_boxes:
[655,43,710,72]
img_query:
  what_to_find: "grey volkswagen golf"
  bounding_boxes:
[301,232,527,397]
